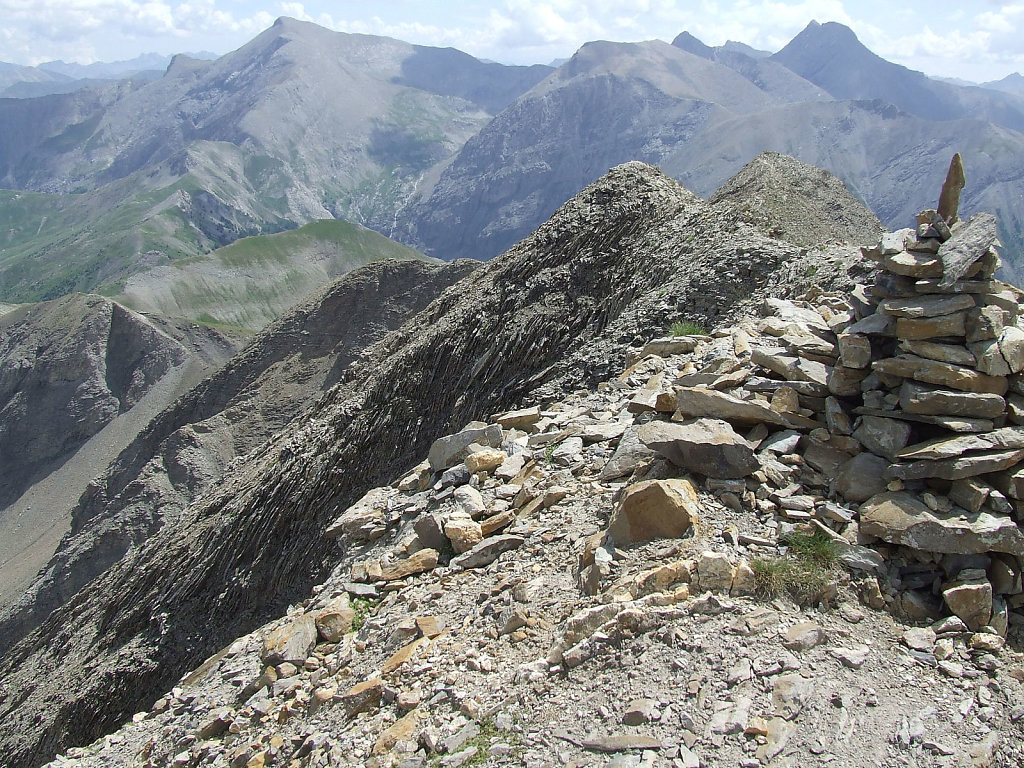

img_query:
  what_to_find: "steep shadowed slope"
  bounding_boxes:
[0,257,477,657]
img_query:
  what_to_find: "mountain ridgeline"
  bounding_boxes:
[1,17,1023,312]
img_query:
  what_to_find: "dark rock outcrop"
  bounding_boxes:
[0,258,477,656]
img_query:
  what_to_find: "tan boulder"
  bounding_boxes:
[262,614,318,665]
[674,386,817,429]
[837,333,872,369]
[465,448,507,474]
[607,478,699,545]
[884,250,942,278]
[444,514,483,554]
[494,406,541,431]
[315,595,355,643]
[942,572,993,631]
[639,419,759,479]
[380,549,438,581]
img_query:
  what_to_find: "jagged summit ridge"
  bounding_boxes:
[26,165,1024,768]
[0,158,872,768]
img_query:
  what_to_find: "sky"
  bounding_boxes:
[1,0,1023,83]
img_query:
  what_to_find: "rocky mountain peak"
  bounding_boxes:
[670,31,715,60]
[708,151,885,248]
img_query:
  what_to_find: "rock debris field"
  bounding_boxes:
[46,180,1024,767]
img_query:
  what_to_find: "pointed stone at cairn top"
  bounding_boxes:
[937,152,966,224]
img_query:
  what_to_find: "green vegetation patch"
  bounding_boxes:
[751,528,839,605]
[668,319,708,336]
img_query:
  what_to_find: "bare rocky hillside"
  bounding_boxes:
[0,258,478,656]
[0,159,880,768]
[0,296,238,605]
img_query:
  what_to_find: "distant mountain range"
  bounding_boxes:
[1,17,1023,314]
[0,52,219,98]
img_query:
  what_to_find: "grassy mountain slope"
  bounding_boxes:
[118,219,430,330]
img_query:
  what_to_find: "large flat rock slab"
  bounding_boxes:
[860,491,1024,557]
[639,419,759,479]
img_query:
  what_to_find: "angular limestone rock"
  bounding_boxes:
[315,595,355,643]
[444,514,483,554]
[879,294,975,318]
[998,326,1024,374]
[859,492,1024,557]
[428,422,503,471]
[899,339,975,366]
[465,448,506,474]
[380,549,439,581]
[751,347,830,388]
[943,574,992,632]
[451,534,525,569]
[838,333,872,369]
[896,427,1024,461]
[938,212,999,287]
[834,453,889,502]
[607,478,699,544]
[887,449,1024,481]
[638,419,759,479]
[852,415,911,460]
[966,305,1007,343]
[641,337,699,357]
[937,153,965,223]
[899,381,1005,419]
[325,487,392,542]
[884,251,942,278]
[494,406,541,431]
[873,355,1007,395]
[262,614,318,665]
[598,425,655,481]
[696,551,735,592]
[895,312,966,340]
[970,338,1012,377]
[674,387,817,429]
[853,406,993,433]
[339,678,384,718]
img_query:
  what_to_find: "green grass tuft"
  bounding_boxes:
[668,320,708,336]
[752,529,839,605]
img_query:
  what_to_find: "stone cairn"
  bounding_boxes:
[602,153,1024,637]
[840,154,1024,635]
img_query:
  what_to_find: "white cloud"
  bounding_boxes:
[0,0,1021,81]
